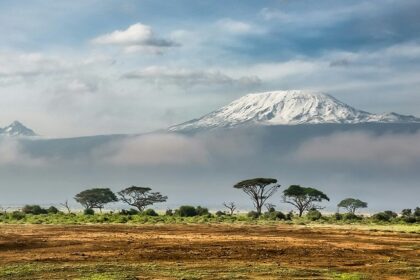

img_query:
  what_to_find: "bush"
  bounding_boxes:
[372,211,397,222]
[414,207,420,217]
[177,206,197,217]
[384,210,397,219]
[247,211,259,219]
[143,209,158,216]
[401,209,412,217]
[263,211,286,220]
[11,211,25,220]
[306,209,322,221]
[22,205,48,215]
[196,206,209,216]
[403,216,417,224]
[343,213,362,221]
[47,206,59,214]
[165,209,173,216]
[84,208,95,215]
[286,211,294,220]
[334,213,343,220]
[120,208,139,215]
[215,210,225,217]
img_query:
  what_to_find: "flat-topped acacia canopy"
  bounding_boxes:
[234,178,278,188]
[233,178,280,215]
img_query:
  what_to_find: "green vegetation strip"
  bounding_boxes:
[0,212,419,233]
[0,262,370,280]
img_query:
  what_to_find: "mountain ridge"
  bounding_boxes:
[169,90,420,131]
[0,121,37,137]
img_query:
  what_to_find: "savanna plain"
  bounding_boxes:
[0,221,419,280]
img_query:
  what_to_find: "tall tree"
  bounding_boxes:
[74,188,118,212]
[282,185,329,217]
[234,178,280,215]
[118,186,167,212]
[337,198,367,214]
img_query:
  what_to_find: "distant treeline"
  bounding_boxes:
[1,178,419,224]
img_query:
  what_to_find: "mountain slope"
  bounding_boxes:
[169,90,420,131]
[0,121,37,137]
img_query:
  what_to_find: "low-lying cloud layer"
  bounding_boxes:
[295,131,420,167]
[0,139,44,166]
[1,127,419,210]
[95,134,208,166]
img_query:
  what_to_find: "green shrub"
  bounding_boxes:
[334,213,343,220]
[120,208,139,215]
[306,209,322,221]
[215,210,225,217]
[373,211,394,222]
[47,206,59,214]
[143,209,158,216]
[165,209,173,216]
[22,205,48,215]
[286,211,294,220]
[177,206,198,217]
[11,211,25,220]
[116,216,128,223]
[401,209,412,217]
[343,213,362,221]
[196,206,209,216]
[403,216,417,223]
[247,211,259,219]
[414,207,420,217]
[84,208,95,215]
[263,211,286,220]
[383,210,397,218]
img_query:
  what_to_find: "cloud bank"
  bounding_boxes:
[295,131,420,167]
[95,133,208,166]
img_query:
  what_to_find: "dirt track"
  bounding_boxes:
[0,224,419,279]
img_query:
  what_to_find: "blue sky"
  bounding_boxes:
[1,0,420,137]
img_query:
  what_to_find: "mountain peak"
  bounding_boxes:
[1,121,37,137]
[169,90,420,131]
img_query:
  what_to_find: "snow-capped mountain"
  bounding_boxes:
[0,121,37,137]
[169,90,420,131]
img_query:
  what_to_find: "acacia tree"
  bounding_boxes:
[233,178,280,215]
[337,198,368,214]
[282,185,330,217]
[223,202,237,215]
[74,188,118,212]
[118,186,167,212]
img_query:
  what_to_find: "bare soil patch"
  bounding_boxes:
[0,224,418,279]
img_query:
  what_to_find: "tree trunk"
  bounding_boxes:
[299,208,304,217]
[256,205,262,215]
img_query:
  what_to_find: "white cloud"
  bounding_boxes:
[91,23,177,54]
[259,3,374,26]
[0,52,68,84]
[123,66,261,88]
[295,132,420,167]
[216,18,260,34]
[94,133,208,166]
[0,139,45,166]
